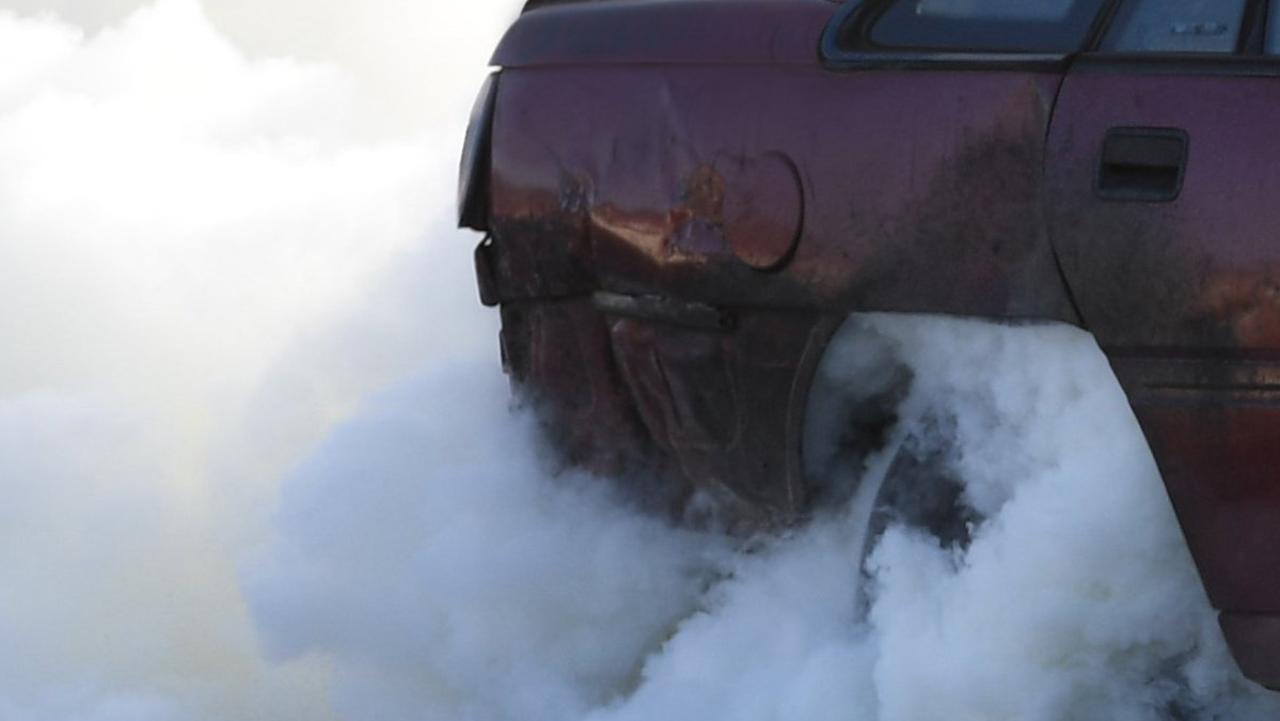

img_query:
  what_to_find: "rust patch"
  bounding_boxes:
[593,154,805,274]
[1202,271,1280,349]
[682,163,725,222]
[846,122,1073,320]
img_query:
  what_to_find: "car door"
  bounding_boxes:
[1045,0,1280,646]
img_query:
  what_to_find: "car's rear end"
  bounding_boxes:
[459,0,1280,690]
[461,0,1080,525]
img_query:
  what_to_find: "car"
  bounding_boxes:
[459,0,1280,691]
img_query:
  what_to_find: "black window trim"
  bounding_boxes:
[1238,0,1269,54]
[1085,0,1126,50]
[821,0,1280,74]
[1070,53,1280,77]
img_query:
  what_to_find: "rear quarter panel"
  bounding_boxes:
[487,63,1077,322]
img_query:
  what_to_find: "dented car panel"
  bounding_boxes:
[498,296,839,523]
[484,62,1078,523]
[488,66,1076,320]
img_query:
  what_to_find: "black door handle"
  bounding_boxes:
[1095,127,1189,202]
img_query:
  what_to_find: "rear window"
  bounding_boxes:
[870,0,1111,52]
[1102,0,1247,53]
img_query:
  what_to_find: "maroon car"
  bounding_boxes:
[459,0,1280,690]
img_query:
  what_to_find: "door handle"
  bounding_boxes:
[1095,127,1189,202]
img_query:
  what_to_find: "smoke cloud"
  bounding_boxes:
[2,2,1277,720]
[0,1,506,718]
[245,315,1280,721]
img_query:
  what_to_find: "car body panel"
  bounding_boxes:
[1047,70,1280,621]
[1047,71,1280,353]
[466,0,1280,690]
[489,65,1075,320]
[485,60,1077,520]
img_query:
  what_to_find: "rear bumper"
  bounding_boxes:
[498,293,837,527]
[1221,613,1280,690]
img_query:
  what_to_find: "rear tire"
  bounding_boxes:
[801,317,979,614]
[850,429,977,613]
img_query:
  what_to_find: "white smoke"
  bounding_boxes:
[243,365,729,721]
[0,1,506,718]
[2,1,1278,720]
[244,315,1280,721]
[821,317,1278,721]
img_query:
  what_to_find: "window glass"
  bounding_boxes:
[871,0,1110,52]
[1102,0,1247,53]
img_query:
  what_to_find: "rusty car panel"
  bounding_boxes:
[484,59,1078,525]
[1048,72,1280,353]
[488,65,1076,321]
[464,0,1280,691]
[1047,71,1280,645]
